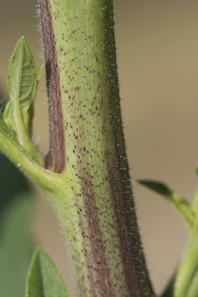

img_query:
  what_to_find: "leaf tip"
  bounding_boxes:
[137,179,173,197]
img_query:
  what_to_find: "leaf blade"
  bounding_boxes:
[138,179,195,227]
[4,36,37,149]
[25,247,69,297]
[2,37,44,166]
[7,36,37,108]
[0,193,34,297]
[138,179,173,197]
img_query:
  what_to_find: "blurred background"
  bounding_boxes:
[1,0,198,296]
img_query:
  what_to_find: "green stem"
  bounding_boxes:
[38,1,154,296]
[0,115,61,198]
[173,220,198,297]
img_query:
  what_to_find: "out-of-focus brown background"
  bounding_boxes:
[1,0,198,296]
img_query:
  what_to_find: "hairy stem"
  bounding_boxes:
[39,0,155,296]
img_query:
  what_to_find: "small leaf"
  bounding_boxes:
[0,110,15,139]
[1,37,44,166]
[138,180,173,197]
[25,247,69,297]
[7,36,37,108]
[0,193,34,297]
[37,63,44,83]
[28,63,44,128]
[4,36,37,147]
[138,179,195,228]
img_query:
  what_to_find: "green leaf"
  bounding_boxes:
[0,93,35,296]
[1,37,45,166]
[0,110,16,141]
[138,180,173,197]
[28,63,44,129]
[37,63,44,83]
[138,179,195,228]
[0,193,34,297]
[25,247,69,297]
[4,36,37,143]
[7,37,37,108]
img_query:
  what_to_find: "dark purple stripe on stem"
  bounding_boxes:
[39,0,65,173]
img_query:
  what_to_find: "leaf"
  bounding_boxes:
[7,36,37,107]
[25,247,69,297]
[138,180,173,197]
[28,63,44,128]
[0,110,15,140]
[1,37,45,165]
[0,193,34,297]
[0,85,35,296]
[37,63,44,83]
[138,179,195,227]
[3,36,37,147]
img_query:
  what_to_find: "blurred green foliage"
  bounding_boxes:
[0,88,35,297]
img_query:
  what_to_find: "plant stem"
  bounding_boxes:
[173,223,198,297]
[38,1,155,296]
